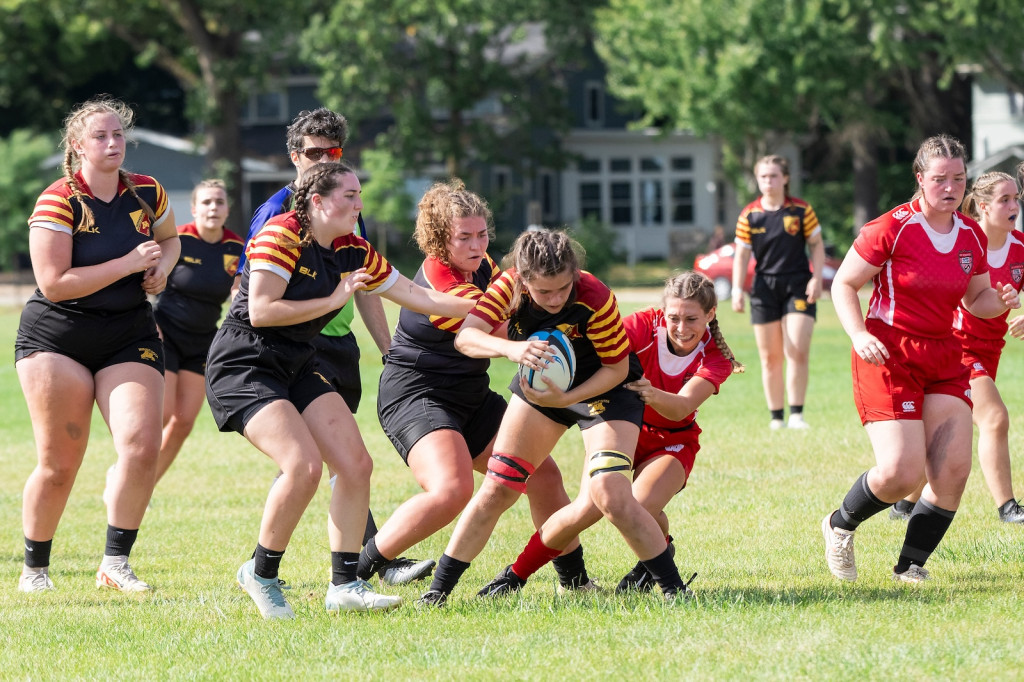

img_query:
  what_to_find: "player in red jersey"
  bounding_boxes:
[889,171,1024,524]
[360,181,588,588]
[15,97,180,593]
[474,271,744,598]
[821,136,1020,585]
[205,163,475,618]
[418,229,689,606]
[731,155,824,430]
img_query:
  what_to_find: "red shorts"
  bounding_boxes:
[852,320,971,424]
[954,329,1005,381]
[634,421,702,486]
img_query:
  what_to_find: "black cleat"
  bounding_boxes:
[889,500,914,521]
[662,572,698,603]
[999,500,1024,524]
[476,565,526,597]
[415,589,448,608]
[615,560,655,593]
[378,557,436,585]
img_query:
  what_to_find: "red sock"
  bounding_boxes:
[510,532,563,580]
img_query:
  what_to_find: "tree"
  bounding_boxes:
[593,0,982,237]
[302,1,594,183]
[360,144,415,261]
[0,130,56,271]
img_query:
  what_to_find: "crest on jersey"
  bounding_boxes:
[130,209,151,237]
[958,249,973,274]
[556,323,582,340]
[1011,263,1024,284]
[224,255,239,276]
[783,215,800,236]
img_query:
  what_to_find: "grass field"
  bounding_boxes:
[2,294,1023,680]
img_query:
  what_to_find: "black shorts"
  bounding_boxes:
[155,310,215,375]
[508,374,644,430]
[311,331,361,412]
[750,272,817,324]
[378,363,506,464]
[205,321,335,435]
[15,297,164,375]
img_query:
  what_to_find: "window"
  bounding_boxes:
[580,183,602,220]
[579,158,601,173]
[640,180,663,225]
[672,180,694,223]
[584,81,605,128]
[671,156,693,171]
[611,182,632,225]
[539,171,556,220]
[242,90,287,124]
[640,157,665,172]
[610,158,632,173]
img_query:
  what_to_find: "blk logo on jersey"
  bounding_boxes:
[224,255,239,276]
[130,209,151,237]
[298,266,317,279]
[139,347,159,362]
[958,250,973,274]
[1012,263,1024,284]
[184,256,202,265]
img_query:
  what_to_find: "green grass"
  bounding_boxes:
[2,295,1024,680]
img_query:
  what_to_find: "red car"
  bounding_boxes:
[693,243,844,301]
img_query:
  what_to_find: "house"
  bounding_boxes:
[969,74,1024,179]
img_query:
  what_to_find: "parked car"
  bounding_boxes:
[693,243,844,301]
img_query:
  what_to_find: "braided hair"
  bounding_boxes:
[502,228,584,311]
[414,179,494,265]
[61,96,156,233]
[290,161,356,249]
[663,271,744,374]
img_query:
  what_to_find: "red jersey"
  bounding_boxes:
[854,199,988,338]
[953,230,1024,342]
[624,308,733,431]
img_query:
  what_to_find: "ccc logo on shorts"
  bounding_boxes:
[587,399,609,416]
[314,371,331,386]
[901,400,916,412]
[794,299,808,312]
[139,347,159,362]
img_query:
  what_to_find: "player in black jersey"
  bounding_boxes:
[205,163,475,618]
[152,180,242,484]
[15,97,180,594]
[419,229,688,606]
[359,181,585,587]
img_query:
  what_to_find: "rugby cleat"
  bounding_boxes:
[476,565,526,597]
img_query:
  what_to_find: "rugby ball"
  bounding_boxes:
[518,329,576,392]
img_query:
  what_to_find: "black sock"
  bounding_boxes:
[427,554,471,595]
[894,499,955,573]
[789,405,803,415]
[551,545,590,588]
[104,525,138,557]
[24,537,53,569]
[254,543,284,580]
[893,499,915,514]
[770,409,784,421]
[357,537,389,580]
[363,510,378,547]
[641,546,683,592]
[832,472,891,531]
[331,551,361,586]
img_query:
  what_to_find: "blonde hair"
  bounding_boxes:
[191,178,228,205]
[502,228,584,311]
[911,134,968,202]
[61,96,155,233]
[663,271,744,373]
[961,171,1016,221]
[414,179,494,264]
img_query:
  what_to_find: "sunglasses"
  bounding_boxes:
[297,146,343,162]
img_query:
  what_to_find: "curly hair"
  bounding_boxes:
[285,108,348,153]
[663,271,744,373]
[60,95,155,233]
[414,179,494,264]
[961,171,1016,221]
[502,228,584,311]
[290,161,357,249]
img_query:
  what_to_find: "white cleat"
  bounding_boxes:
[237,559,294,619]
[96,555,152,592]
[325,579,402,613]
[18,566,55,593]
[821,514,857,581]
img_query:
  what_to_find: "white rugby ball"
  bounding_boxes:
[518,329,576,392]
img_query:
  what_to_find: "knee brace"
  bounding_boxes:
[486,453,536,494]
[587,450,633,478]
